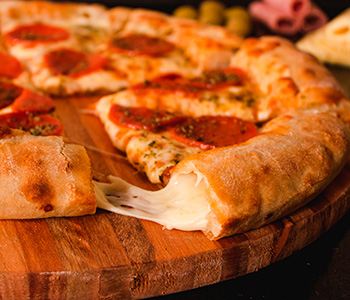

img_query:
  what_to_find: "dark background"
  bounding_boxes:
[70,1,348,18]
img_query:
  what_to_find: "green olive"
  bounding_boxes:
[225,6,250,19]
[173,5,198,19]
[226,17,252,37]
[199,1,226,25]
[225,6,252,37]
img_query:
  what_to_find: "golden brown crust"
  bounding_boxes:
[231,36,348,121]
[0,126,96,219]
[173,109,350,239]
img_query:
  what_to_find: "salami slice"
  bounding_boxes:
[109,104,186,131]
[171,116,258,149]
[12,89,55,113]
[0,112,63,136]
[0,53,23,79]
[0,82,23,109]
[44,48,108,78]
[4,24,69,46]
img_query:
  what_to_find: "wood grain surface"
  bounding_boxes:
[0,67,349,300]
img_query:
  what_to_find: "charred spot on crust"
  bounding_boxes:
[21,179,55,212]
[40,204,54,212]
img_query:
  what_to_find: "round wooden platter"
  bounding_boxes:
[1,92,350,300]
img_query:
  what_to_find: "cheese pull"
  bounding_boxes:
[94,108,350,240]
[94,173,210,232]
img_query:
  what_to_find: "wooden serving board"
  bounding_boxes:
[1,67,350,300]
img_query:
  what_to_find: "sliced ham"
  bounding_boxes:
[264,0,311,17]
[249,1,302,35]
[301,4,328,32]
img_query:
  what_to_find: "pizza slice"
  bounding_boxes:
[96,77,258,184]
[297,9,350,67]
[0,125,96,219]
[95,108,350,239]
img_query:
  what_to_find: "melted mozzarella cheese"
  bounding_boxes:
[94,172,210,231]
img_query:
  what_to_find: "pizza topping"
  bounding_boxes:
[0,83,55,112]
[44,48,108,78]
[5,24,69,46]
[0,53,23,79]
[132,70,245,97]
[111,34,175,57]
[0,112,63,136]
[190,67,245,89]
[132,74,203,96]
[109,104,185,131]
[171,116,258,150]
[12,89,55,113]
[0,82,23,109]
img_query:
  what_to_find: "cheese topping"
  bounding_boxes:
[94,172,210,231]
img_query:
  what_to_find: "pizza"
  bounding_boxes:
[0,1,349,240]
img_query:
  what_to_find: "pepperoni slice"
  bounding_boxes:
[0,82,23,109]
[171,116,258,150]
[44,48,107,78]
[111,34,175,57]
[12,89,55,113]
[0,112,63,136]
[190,67,246,89]
[4,24,69,46]
[0,53,23,79]
[131,74,203,97]
[109,104,186,131]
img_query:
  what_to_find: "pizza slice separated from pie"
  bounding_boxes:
[297,9,350,67]
[0,126,96,219]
